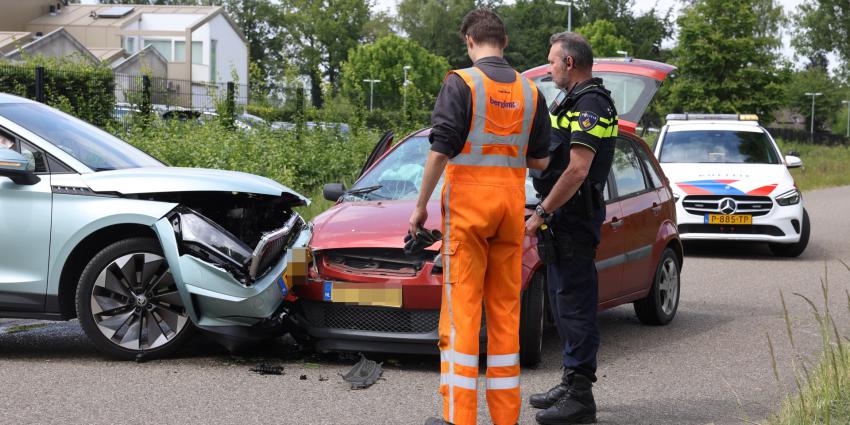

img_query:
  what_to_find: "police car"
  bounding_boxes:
[654,114,809,257]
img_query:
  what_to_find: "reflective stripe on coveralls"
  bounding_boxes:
[438,66,537,425]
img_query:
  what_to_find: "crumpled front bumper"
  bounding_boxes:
[152,215,312,331]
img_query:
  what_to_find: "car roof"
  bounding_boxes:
[522,58,676,81]
[0,93,38,105]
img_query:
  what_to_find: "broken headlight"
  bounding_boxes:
[172,209,253,275]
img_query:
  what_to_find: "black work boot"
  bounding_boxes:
[535,374,597,424]
[424,417,452,425]
[529,369,573,409]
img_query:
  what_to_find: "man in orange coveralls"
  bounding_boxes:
[409,8,551,425]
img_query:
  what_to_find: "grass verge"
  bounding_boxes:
[3,323,48,334]
[765,261,850,424]
[777,140,850,192]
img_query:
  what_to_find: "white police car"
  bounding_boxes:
[654,114,809,257]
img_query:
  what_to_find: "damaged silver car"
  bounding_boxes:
[0,93,310,359]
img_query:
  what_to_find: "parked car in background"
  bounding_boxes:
[295,59,683,367]
[653,114,809,257]
[161,109,266,131]
[0,93,311,359]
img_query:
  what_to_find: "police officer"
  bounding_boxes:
[412,9,551,425]
[524,32,618,425]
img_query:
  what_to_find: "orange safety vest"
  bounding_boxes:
[437,66,539,425]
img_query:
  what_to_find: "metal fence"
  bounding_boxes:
[766,127,849,146]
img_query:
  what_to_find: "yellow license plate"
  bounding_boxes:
[705,214,752,225]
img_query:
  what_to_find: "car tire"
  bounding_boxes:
[76,237,194,360]
[769,208,810,258]
[634,247,680,326]
[519,270,546,367]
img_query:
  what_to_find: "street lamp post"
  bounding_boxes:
[843,100,850,138]
[402,65,412,117]
[804,92,822,138]
[616,50,629,60]
[554,0,574,32]
[363,79,381,112]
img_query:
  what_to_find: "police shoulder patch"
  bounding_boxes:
[578,111,599,131]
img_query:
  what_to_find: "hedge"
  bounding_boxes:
[0,58,115,127]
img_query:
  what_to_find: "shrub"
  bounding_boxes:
[120,119,379,196]
[0,58,115,127]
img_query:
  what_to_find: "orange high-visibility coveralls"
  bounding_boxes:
[438,66,538,425]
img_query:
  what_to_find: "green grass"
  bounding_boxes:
[776,140,850,192]
[765,261,850,425]
[3,323,48,334]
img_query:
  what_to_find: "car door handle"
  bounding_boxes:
[651,202,662,215]
[609,218,624,229]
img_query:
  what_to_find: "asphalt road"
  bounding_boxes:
[2,186,850,425]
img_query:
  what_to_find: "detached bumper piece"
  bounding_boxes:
[340,354,383,390]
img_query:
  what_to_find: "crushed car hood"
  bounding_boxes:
[81,167,308,202]
[310,199,442,251]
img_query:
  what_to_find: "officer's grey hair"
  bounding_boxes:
[549,32,593,71]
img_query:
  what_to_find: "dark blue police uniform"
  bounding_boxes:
[533,77,617,381]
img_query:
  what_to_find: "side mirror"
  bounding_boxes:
[785,155,803,169]
[786,150,800,157]
[323,183,346,202]
[0,149,40,185]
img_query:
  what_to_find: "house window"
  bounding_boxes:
[124,37,136,54]
[144,39,172,61]
[174,40,185,62]
[210,39,217,81]
[174,41,203,64]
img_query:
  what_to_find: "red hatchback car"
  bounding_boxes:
[294,59,682,366]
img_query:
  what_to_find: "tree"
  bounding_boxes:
[574,20,628,58]
[283,0,371,108]
[784,69,848,133]
[664,0,785,121]
[397,0,476,69]
[497,0,672,71]
[497,0,568,71]
[340,35,450,115]
[792,0,850,70]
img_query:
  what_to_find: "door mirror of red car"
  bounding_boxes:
[323,183,346,202]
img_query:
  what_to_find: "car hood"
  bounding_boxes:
[660,163,794,197]
[310,199,443,251]
[81,167,308,202]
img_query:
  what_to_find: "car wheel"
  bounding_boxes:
[769,208,810,258]
[634,247,680,326]
[519,270,546,367]
[76,237,194,360]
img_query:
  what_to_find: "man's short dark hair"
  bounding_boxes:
[460,8,507,47]
[549,32,593,71]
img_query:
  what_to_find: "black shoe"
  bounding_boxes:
[529,369,573,409]
[424,417,452,425]
[535,374,597,424]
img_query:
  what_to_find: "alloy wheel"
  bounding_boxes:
[657,256,679,316]
[89,252,189,351]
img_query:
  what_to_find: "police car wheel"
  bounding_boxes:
[76,237,195,360]
[769,208,810,258]
[634,248,680,326]
[519,271,546,367]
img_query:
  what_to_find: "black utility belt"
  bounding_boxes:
[536,225,597,264]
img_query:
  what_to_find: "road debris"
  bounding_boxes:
[340,354,383,390]
[250,363,284,375]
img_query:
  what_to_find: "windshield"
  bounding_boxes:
[659,129,781,164]
[350,136,539,204]
[532,71,660,124]
[0,103,163,171]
